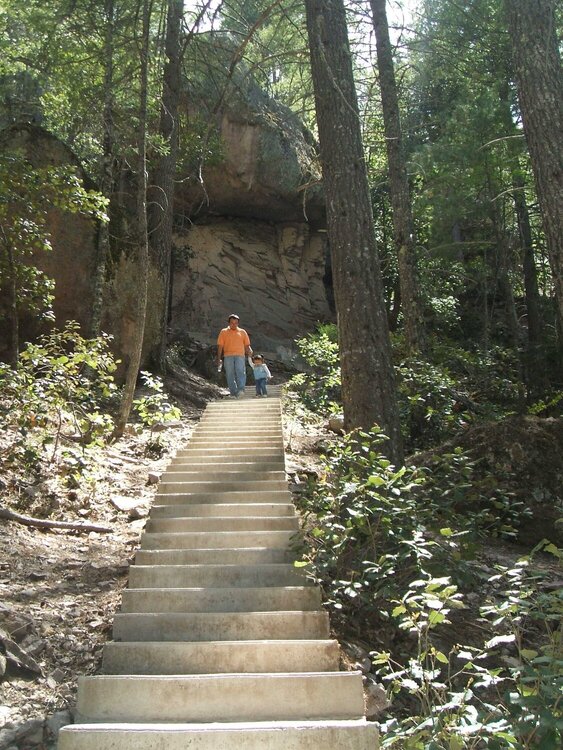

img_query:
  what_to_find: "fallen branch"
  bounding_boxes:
[0,506,112,533]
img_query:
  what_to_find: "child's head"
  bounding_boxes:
[252,354,264,364]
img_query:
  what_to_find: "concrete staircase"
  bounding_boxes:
[59,386,378,749]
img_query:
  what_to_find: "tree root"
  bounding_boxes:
[0,506,112,533]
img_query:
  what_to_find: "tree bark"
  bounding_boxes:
[114,0,151,438]
[370,0,425,353]
[90,0,115,338]
[148,0,183,371]
[305,0,403,465]
[3,240,19,367]
[504,0,563,352]
[0,506,112,533]
[512,172,548,396]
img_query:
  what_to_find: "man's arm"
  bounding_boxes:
[243,330,252,356]
[217,331,224,365]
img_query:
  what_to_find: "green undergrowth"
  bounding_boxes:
[0,323,180,499]
[287,325,562,748]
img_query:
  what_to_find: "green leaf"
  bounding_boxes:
[367,475,386,487]
[428,610,446,625]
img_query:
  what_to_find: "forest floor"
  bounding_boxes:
[1,376,562,749]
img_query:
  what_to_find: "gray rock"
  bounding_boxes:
[364,680,391,720]
[15,718,44,745]
[45,710,72,739]
[0,727,17,750]
[110,495,143,513]
[328,414,345,433]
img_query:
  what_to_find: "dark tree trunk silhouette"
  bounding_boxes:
[305,0,403,465]
[148,0,183,371]
[504,0,563,351]
[114,0,151,438]
[370,0,425,353]
[513,173,547,395]
[3,240,19,367]
[90,0,115,338]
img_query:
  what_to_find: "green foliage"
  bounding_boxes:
[133,371,181,428]
[421,447,533,542]
[290,327,526,455]
[0,322,118,485]
[375,545,562,749]
[288,324,341,413]
[296,427,445,621]
[296,424,561,748]
[395,354,468,452]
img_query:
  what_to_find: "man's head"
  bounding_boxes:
[228,314,240,328]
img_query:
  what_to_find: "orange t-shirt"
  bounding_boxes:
[217,327,251,356]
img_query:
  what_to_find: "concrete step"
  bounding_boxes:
[140,530,297,550]
[165,461,286,472]
[199,417,281,425]
[102,639,339,674]
[60,720,378,750]
[120,586,320,613]
[185,440,284,450]
[58,394,378,750]
[153,490,292,505]
[174,447,284,459]
[128,563,309,588]
[208,402,282,407]
[170,450,285,470]
[112,611,330,642]
[194,425,283,433]
[158,480,287,494]
[188,433,283,441]
[160,470,287,483]
[75,672,365,722]
[134,548,295,566]
[145,516,299,533]
[150,503,296,518]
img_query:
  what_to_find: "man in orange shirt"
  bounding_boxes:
[217,314,253,398]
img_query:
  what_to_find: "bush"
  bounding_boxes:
[0,322,118,486]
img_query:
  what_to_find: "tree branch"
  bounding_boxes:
[0,506,112,533]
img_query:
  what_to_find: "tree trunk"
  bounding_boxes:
[513,173,547,396]
[305,0,403,465]
[113,0,151,438]
[90,0,115,338]
[4,241,19,367]
[148,0,182,371]
[504,0,563,352]
[370,0,425,353]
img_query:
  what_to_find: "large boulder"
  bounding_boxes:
[176,39,325,224]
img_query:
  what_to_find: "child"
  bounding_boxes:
[248,354,272,397]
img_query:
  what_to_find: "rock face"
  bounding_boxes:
[171,218,331,363]
[1,81,333,368]
[0,123,99,362]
